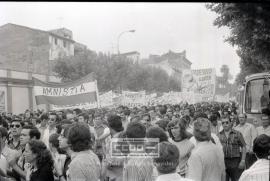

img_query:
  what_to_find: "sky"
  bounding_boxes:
[0,2,240,82]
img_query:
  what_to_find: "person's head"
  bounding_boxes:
[166,110,173,118]
[153,142,179,174]
[93,113,104,127]
[56,111,64,120]
[0,127,8,145]
[159,106,167,115]
[253,134,270,159]
[141,113,151,127]
[171,114,180,122]
[263,79,269,95]
[66,110,74,121]
[167,116,191,141]
[68,123,92,152]
[261,114,270,128]
[155,119,169,131]
[209,114,218,127]
[40,113,49,127]
[24,110,31,119]
[238,113,247,125]
[10,119,23,137]
[73,108,82,117]
[146,126,168,143]
[77,113,89,123]
[221,116,233,132]
[58,124,72,150]
[20,125,39,146]
[24,140,53,170]
[49,133,61,153]
[183,107,190,117]
[48,113,57,127]
[261,108,270,128]
[193,116,211,142]
[107,114,124,133]
[125,122,146,139]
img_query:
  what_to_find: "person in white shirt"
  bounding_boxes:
[239,134,270,181]
[42,113,58,148]
[187,113,226,181]
[235,113,258,169]
[153,141,193,181]
[256,109,270,136]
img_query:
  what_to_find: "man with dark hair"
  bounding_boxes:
[10,125,41,181]
[146,126,168,143]
[209,113,222,135]
[187,117,225,181]
[154,142,193,181]
[42,112,58,148]
[159,106,167,116]
[219,116,246,181]
[123,122,153,181]
[104,114,124,181]
[67,123,101,181]
[8,118,23,151]
[73,108,82,117]
[257,109,270,136]
[141,113,152,129]
[66,109,75,122]
[239,134,270,181]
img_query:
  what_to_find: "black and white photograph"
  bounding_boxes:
[0,2,269,181]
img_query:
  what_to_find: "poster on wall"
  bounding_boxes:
[0,91,5,112]
[182,68,216,95]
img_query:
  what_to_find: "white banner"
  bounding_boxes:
[99,90,114,108]
[215,93,230,103]
[182,68,216,95]
[122,91,146,107]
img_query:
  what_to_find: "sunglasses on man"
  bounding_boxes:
[10,124,21,128]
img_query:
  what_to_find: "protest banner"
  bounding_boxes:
[33,73,99,110]
[122,91,146,107]
[182,68,216,95]
[215,92,230,103]
[99,90,114,108]
[0,91,5,112]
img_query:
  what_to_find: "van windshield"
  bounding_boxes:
[245,79,269,113]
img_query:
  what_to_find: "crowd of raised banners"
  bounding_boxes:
[33,70,232,110]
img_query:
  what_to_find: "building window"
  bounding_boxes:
[55,38,58,45]
[63,41,66,48]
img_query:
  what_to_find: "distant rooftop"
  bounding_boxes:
[0,23,75,43]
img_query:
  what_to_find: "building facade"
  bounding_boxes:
[0,23,76,75]
[117,51,140,64]
[143,50,192,84]
[0,23,87,113]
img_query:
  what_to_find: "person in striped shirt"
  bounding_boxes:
[239,134,270,181]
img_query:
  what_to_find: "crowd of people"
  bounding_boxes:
[0,101,269,181]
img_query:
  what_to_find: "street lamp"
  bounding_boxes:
[117,29,136,55]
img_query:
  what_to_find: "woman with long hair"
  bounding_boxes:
[167,116,195,178]
[24,140,54,181]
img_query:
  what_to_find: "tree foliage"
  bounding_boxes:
[206,3,270,85]
[53,50,181,93]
